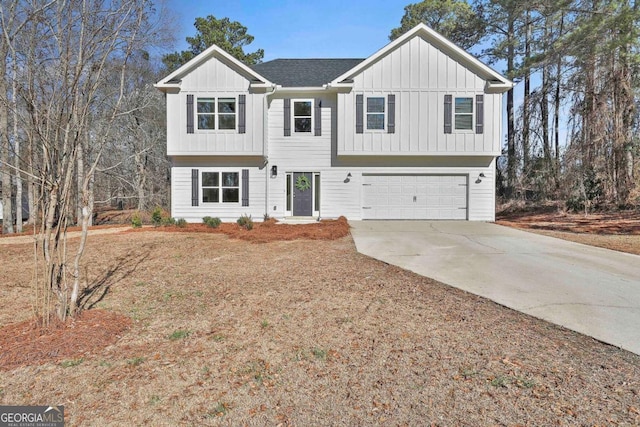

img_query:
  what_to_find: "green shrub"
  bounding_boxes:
[131,213,142,228]
[162,217,176,226]
[203,216,221,228]
[151,207,163,227]
[237,214,253,230]
[175,218,187,228]
[565,196,585,213]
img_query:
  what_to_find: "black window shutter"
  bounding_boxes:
[476,94,484,134]
[314,99,322,136]
[242,169,249,207]
[187,94,194,134]
[387,94,396,134]
[191,169,199,206]
[356,94,363,134]
[444,94,452,134]
[238,94,246,134]
[283,98,291,137]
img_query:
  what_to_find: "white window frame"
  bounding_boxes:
[196,96,237,131]
[201,171,240,204]
[292,99,314,134]
[313,172,320,216]
[454,97,474,132]
[366,96,386,131]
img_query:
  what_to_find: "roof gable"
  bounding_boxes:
[155,44,271,90]
[330,24,512,93]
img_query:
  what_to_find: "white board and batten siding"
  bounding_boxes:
[171,165,266,223]
[337,35,502,156]
[267,94,334,170]
[166,53,264,156]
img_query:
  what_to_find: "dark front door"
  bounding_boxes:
[292,172,313,216]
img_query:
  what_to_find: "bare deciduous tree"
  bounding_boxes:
[2,0,168,321]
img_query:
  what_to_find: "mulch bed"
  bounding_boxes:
[0,309,131,371]
[127,216,351,243]
[496,209,640,234]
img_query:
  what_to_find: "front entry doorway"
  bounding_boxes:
[287,172,320,217]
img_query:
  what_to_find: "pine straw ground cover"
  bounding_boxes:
[496,209,640,255]
[0,221,639,425]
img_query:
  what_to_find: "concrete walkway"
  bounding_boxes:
[349,220,640,355]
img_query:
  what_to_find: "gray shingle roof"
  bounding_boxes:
[251,59,364,87]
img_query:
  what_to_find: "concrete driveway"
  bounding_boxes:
[349,220,640,355]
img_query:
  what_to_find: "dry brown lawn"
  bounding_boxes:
[1,220,639,426]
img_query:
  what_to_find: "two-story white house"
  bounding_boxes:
[155,24,512,222]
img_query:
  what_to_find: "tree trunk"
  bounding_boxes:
[12,54,22,232]
[541,66,551,172]
[135,150,148,211]
[506,18,516,196]
[522,10,531,178]
[541,19,552,177]
[1,60,14,234]
[77,138,84,225]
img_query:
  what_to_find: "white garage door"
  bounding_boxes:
[362,175,468,220]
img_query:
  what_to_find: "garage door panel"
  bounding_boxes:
[363,174,467,220]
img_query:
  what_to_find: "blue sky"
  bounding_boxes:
[163,0,411,61]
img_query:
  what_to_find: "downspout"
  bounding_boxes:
[264,84,278,219]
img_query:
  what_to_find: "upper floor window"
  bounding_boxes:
[454,97,473,131]
[355,94,395,134]
[197,97,236,130]
[367,97,385,130]
[293,100,313,133]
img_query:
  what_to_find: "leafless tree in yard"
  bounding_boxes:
[2,0,170,322]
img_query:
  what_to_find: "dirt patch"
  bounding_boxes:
[1,230,638,425]
[497,209,640,255]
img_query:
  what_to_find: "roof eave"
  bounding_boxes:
[275,86,330,93]
[153,82,181,92]
[249,82,276,89]
[485,81,515,94]
[326,81,354,88]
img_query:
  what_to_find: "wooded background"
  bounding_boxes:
[1,0,639,236]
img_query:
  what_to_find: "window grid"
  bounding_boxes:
[293,100,313,133]
[196,97,236,130]
[454,97,473,131]
[201,171,240,203]
[197,98,216,130]
[366,97,385,130]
